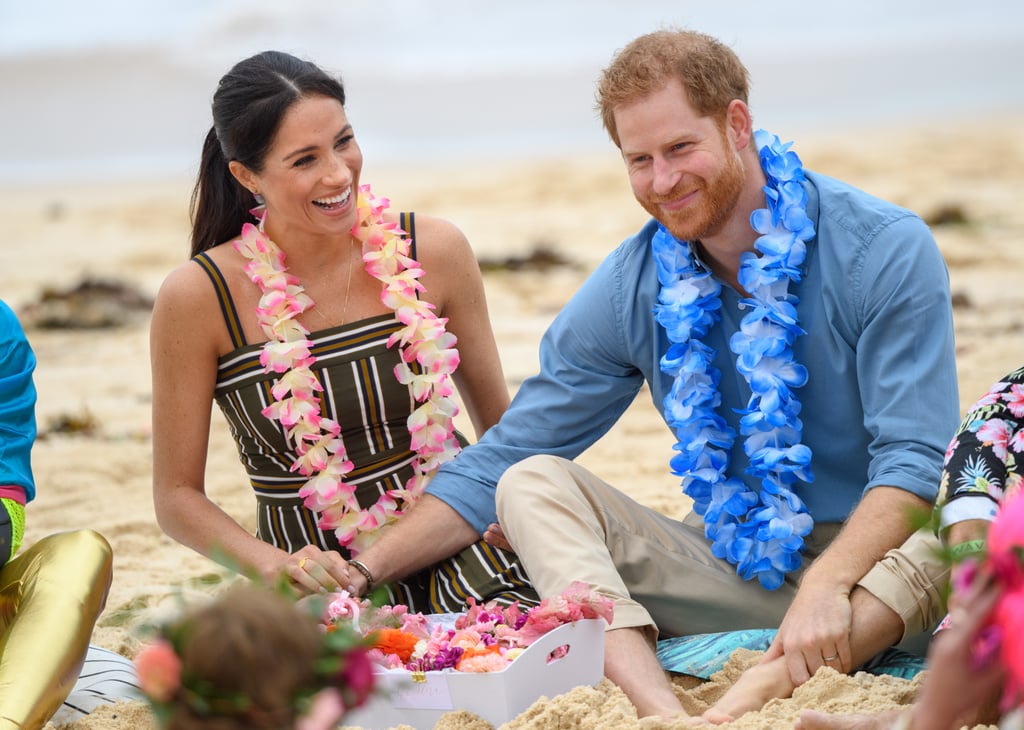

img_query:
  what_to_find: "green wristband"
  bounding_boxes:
[949,539,986,560]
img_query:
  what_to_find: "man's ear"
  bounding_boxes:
[725,99,753,151]
[228,160,258,195]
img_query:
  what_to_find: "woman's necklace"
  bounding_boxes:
[653,130,816,589]
[235,185,462,554]
[309,245,356,331]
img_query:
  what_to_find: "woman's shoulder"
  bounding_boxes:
[154,242,239,313]
[396,212,473,265]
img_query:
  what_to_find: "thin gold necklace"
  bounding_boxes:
[309,241,357,330]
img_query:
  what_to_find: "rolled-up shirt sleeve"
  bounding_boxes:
[853,214,959,502]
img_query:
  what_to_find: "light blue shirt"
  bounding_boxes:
[0,300,37,501]
[428,171,960,534]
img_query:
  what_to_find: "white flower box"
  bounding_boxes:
[340,618,606,729]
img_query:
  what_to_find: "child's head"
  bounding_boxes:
[135,584,374,730]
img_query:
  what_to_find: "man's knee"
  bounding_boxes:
[496,454,574,519]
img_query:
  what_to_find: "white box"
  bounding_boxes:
[341,618,605,729]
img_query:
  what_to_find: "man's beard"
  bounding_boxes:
[639,148,745,243]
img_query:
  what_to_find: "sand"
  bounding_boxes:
[6,115,1023,729]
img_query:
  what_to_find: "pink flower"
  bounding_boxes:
[1004,384,1024,419]
[985,492,1024,707]
[326,591,364,627]
[987,490,1024,590]
[337,648,376,709]
[977,419,1012,461]
[458,652,511,672]
[135,639,182,703]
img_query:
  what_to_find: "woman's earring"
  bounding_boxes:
[253,191,265,205]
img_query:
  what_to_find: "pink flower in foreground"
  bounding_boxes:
[994,588,1024,708]
[985,491,1024,708]
[987,490,1024,591]
[135,640,182,703]
[337,648,376,709]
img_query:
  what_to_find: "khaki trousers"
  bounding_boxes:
[496,455,948,643]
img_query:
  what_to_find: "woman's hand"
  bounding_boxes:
[284,546,352,596]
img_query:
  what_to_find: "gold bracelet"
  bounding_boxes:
[348,559,375,591]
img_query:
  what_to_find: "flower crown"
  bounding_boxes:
[134,588,377,727]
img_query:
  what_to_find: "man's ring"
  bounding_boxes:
[823,653,839,662]
[299,557,309,570]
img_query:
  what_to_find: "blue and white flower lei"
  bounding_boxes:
[652,129,816,590]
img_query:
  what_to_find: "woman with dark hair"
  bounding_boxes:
[150,51,534,611]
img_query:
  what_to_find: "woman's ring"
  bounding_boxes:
[299,557,309,570]
[823,653,839,662]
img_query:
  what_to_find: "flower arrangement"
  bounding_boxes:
[652,129,815,590]
[134,585,377,729]
[234,185,462,554]
[954,491,1024,711]
[322,581,614,674]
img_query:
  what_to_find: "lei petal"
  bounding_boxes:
[234,186,461,553]
[653,130,816,588]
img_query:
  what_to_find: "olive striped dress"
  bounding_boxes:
[193,213,537,611]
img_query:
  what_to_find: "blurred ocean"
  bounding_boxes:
[1,0,1022,184]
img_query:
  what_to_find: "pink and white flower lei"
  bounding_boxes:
[234,184,462,554]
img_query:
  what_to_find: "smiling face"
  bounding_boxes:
[230,94,363,244]
[616,78,745,243]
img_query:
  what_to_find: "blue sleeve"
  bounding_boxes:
[427,249,646,533]
[855,215,959,502]
[0,301,37,501]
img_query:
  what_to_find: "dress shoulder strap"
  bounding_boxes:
[191,252,247,348]
[399,211,417,260]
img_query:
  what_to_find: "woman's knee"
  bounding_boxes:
[26,529,113,597]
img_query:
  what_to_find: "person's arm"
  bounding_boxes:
[348,239,650,587]
[412,214,510,438]
[0,301,37,501]
[150,261,348,594]
[938,369,1024,538]
[767,212,959,683]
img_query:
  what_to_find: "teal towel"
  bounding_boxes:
[656,629,926,681]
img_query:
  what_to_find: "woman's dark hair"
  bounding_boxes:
[189,51,346,257]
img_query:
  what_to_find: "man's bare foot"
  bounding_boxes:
[702,657,795,724]
[795,708,907,729]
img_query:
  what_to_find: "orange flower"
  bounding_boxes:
[455,644,504,671]
[369,628,419,662]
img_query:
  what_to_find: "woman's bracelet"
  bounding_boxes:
[949,538,986,560]
[348,559,375,592]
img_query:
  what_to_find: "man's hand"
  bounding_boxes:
[761,578,853,685]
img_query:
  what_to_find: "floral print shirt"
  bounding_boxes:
[939,365,1024,532]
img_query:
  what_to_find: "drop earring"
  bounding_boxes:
[253,191,265,205]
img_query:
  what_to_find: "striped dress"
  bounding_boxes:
[193,213,536,612]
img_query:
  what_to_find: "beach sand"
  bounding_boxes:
[6,115,1023,729]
